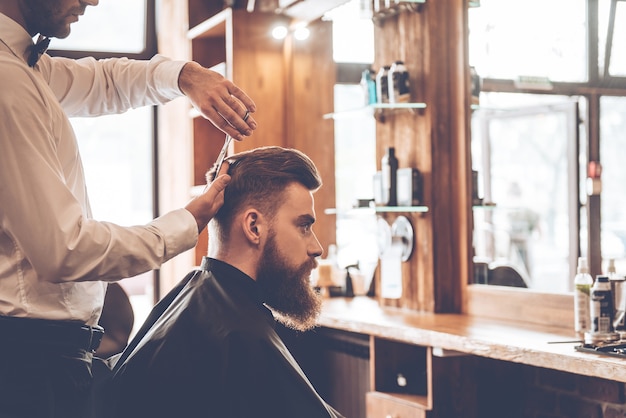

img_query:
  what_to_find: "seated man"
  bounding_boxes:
[110,146,344,418]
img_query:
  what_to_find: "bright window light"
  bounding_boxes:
[50,1,147,53]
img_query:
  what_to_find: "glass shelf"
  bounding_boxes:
[472,202,497,209]
[325,206,429,215]
[323,102,427,120]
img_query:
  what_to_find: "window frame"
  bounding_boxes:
[46,1,162,301]
[467,0,626,325]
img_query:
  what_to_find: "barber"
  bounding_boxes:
[0,1,256,417]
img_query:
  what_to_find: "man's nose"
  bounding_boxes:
[81,0,99,6]
[309,233,323,258]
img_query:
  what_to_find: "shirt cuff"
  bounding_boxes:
[151,55,189,99]
[152,208,198,262]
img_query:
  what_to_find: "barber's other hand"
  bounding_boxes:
[179,62,257,141]
[185,162,231,233]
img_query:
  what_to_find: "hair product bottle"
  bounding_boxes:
[381,147,398,206]
[388,60,410,103]
[574,257,593,335]
[590,275,614,334]
[376,66,391,104]
[607,258,626,335]
[360,68,377,106]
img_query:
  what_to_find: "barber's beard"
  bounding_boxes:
[21,0,82,38]
[257,234,321,332]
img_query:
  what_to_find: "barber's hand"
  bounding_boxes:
[179,62,257,141]
[185,162,231,233]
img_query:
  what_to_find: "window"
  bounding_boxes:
[470,0,626,293]
[599,0,626,76]
[50,1,157,333]
[472,95,582,292]
[469,0,587,82]
[329,0,375,64]
[600,97,626,271]
[50,1,148,53]
[327,0,379,286]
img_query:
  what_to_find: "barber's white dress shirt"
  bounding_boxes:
[0,13,198,326]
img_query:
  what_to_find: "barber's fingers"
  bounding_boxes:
[204,162,230,201]
[179,63,257,141]
[213,92,257,141]
[186,162,231,233]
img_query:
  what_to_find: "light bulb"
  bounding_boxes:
[271,25,288,40]
[293,26,310,41]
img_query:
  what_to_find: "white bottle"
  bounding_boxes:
[574,257,593,335]
[388,60,410,103]
[608,259,626,333]
[376,66,390,104]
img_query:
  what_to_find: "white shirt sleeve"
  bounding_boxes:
[38,54,188,117]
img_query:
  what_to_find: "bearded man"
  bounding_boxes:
[109,146,344,418]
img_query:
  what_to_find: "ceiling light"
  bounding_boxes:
[271,25,289,40]
[293,26,310,41]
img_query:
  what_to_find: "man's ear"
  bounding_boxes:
[242,209,264,245]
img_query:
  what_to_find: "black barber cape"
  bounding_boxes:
[108,257,344,418]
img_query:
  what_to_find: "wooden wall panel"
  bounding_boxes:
[231,11,289,152]
[286,19,337,255]
[374,9,433,312]
[374,0,470,313]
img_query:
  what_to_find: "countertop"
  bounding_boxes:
[317,296,626,382]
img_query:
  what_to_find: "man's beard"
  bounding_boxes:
[257,233,322,332]
[21,0,81,38]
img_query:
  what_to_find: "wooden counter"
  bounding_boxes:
[317,296,626,383]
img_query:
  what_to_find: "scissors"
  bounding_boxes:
[213,134,233,179]
[213,110,250,180]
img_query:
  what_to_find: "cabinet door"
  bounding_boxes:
[366,391,427,418]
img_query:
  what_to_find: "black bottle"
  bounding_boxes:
[344,270,354,298]
[343,264,358,298]
[381,147,398,206]
[376,66,391,104]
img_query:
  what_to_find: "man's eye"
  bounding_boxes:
[301,224,312,233]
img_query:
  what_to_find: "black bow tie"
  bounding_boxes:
[27,35,50,67]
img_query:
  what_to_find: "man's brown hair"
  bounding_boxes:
[207,146,322,241]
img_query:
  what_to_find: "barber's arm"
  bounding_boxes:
[44,55,257,139]
[0,67,227,283]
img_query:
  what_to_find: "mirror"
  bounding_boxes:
[470,97,581,292]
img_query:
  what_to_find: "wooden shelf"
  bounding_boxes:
[317,297,626,384]
[366,391,429,417]
[366,391,431,410]
[187,8,230,40]
[373,392,429,408]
